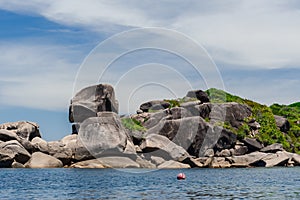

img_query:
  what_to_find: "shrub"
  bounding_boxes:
[121,118,147,132]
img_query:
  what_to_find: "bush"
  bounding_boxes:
[121,118,147,132]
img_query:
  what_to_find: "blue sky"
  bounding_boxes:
[0,0,299,141]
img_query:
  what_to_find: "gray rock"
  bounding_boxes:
[227,151,269,167]
[274,115,290,133]
[257,151,290,167]
[150,156,166,166]
[260,143,283,153]
[70,159,105,168]
[12,161,25,168]
[0,121,41,141]
[69,84,119,123]
[140,134,190,162]
[140,100,170,112]
[232,146,248,156]
[209,157,231,168]
[146,116,236,157]
[216,149,231,157]
[78,112,135,158]
[135,157,156,168]
[292,153,300,166]
[96,156,140,168]
[25,152,63,168]
[157,160,190,169]
[0,140,31,164]
[48,141,72,166]
[0,149,14,167]
[0,130,18,141]
[186,90,209,103]
[242,138,264,151]
[31,137,49,153]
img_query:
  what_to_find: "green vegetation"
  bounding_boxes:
[164,99,180,108]
[270,103,300,153]
[121,118,147,132]
[205,88,295,152]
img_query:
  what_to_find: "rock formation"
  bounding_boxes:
[0,84,299,169]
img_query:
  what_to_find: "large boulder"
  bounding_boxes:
[186,90,210,103]
[257,151,290,167]
[69,84,119,123]
[274,115,290,133]
[139,100,170,112]
[31,137,49,153]
[0,140,31,164]
[242,138,264,152]
[146,116,236,157]
[0,121,41,141]
[260,143,283,153]
[47,141,73,166]
[25,152,63,168]
[140,134,190,162]
[78,112,135,158]
[227,151,269,167]
[0,145,14,167]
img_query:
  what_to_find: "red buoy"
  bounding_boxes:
[177,173,186,180]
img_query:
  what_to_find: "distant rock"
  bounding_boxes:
[69,84,119,123]
[0,121,41,141]
[25,152,63,168]
[186,90,210,103]
[260,143,283,153]
[242,138,264,152]
[139,100,170,112]
[274,115,290,133]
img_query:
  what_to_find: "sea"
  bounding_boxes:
[0,167,299,199]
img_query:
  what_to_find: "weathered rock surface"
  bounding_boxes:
[48,141,73,166]
[274,115,290,133]
[25,152,63,168]
[257,151,290,167]
[31,137,49,153]
[0,121,41,141]
[140,134,189,162]
[0,140,31,164]
[140,100,170,112]
[0,130,18,141]
[96,156,140,168]
[260,143,283,153]
[227,151,269,167]
[186,90,210,103]
[69,84,119,123]
[157,160,190,169]
[242,138,264,152]
[78,112,134,157]
[70,159,105,168]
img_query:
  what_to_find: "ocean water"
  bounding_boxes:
[0,167,299,199]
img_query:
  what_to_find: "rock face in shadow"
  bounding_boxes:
[69,84,119,123]
[274,115,290,133]
[186,90,210,103]
[140,100,171,112]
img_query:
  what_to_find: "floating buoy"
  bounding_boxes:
[177,173,186,180]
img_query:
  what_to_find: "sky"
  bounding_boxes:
[0,0,299,141]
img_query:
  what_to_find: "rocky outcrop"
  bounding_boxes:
[1,84,299,169]
[25,152,63,168]
[69,84,119,123]
[0,121,41,141]
[139,100,170,112]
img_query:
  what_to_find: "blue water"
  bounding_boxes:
[0,168,299,199]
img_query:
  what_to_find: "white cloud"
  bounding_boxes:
[1,0,300,69]
[0,42,81,110]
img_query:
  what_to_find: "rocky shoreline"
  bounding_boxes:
[0,84,299,169]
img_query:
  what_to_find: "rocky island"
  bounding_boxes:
[0,84,299,169]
